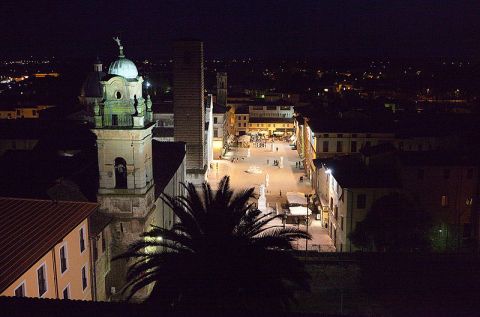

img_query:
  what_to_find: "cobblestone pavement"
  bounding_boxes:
[207,141,335,252]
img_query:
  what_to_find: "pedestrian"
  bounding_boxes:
[267,159,269,165]
[280,190,282,196]
[276,147,278,152]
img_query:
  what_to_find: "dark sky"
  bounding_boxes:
[1,0,480,60]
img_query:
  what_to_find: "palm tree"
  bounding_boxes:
[115,176,311,312]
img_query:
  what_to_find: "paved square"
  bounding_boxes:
[207,141,335,251]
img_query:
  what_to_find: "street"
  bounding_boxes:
[208,140,335,252]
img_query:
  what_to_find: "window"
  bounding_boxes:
[213,130,218,138]
[351,141,357,153]
[112,114,118,126]
[336,141,343,152]
[213,117,217,124]
[63,286,70,299]
[337,134,343,138]
[80,228,85,253]
[323,134,329,138]
[114,157,127,189]
[243,116,247,120]
[417,169,424,180]
[15,283,25,297]
[238,122,241,127]
[357,194,366,209]
[467,168,473,179]
[37,264,47,297]
[443,169,450,179]
[334,206,338,220]
[60,245,68,273]
[441,195,448,207]
[115,91,122,99]
[243,123,246,127]
[81,266,88,290]
[32,110,37,116]
[323,141,329,153]
[341,216,344,231]
[330,197,333,210]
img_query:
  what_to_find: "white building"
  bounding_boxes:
[314,156,398,252]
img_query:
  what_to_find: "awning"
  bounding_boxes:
[289,206,312,216]
[286,192,307,205]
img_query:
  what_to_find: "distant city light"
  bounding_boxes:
[324,88,329,92]
[145,81,151,88]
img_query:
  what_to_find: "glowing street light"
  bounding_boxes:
[145,81,151,88]
[325,168,332,175]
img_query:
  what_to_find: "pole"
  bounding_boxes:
[305,195,310,258]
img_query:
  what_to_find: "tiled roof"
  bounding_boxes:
[314,157,399,189]
[0,197,98,292]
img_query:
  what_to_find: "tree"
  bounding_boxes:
[349,193,432,252]
[115,176,311,312]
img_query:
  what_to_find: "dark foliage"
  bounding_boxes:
[349,193,432,252]
[116,176,311,313]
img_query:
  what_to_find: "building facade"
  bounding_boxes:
[0,198,97,300]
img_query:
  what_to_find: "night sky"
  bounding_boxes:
[1,0,480,59]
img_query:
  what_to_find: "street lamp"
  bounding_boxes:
[305,193,312,253]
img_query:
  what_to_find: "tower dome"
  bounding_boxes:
[108,58,138,79]
[108,37,138,79]
[80,58,106,98]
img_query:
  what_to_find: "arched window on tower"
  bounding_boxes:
[114,157,127,189]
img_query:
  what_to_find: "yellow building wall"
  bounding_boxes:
[1,253,56,299]
[1,219,92,300]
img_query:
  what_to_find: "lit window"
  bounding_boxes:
[441,195,448,207]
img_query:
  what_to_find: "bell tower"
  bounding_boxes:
[91,38,156,298]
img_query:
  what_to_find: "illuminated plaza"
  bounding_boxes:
[208,140,335,251]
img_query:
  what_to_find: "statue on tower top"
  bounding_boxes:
[113,37,124,58]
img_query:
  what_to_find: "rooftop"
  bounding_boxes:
[314,156,399,189]
[0,197,98,292]
[152,141,186,198]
